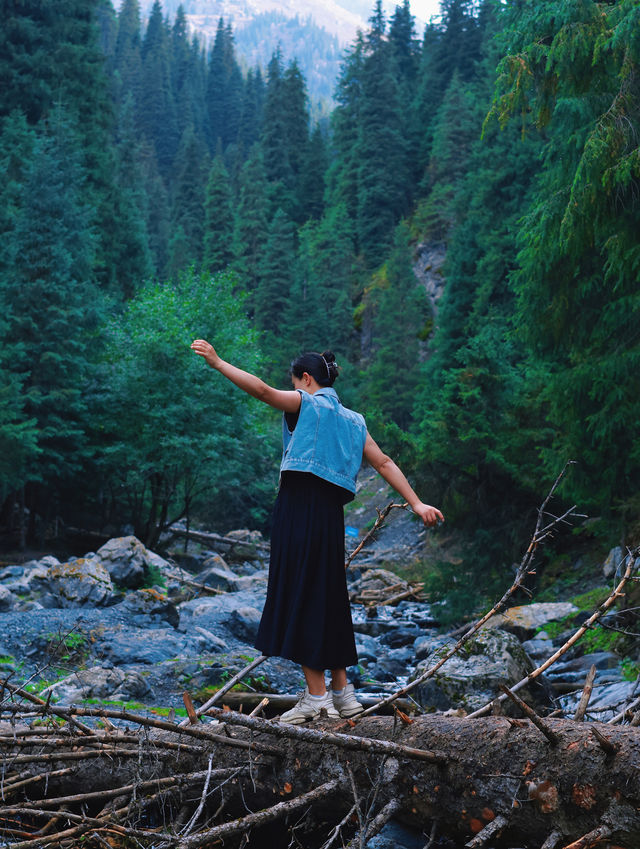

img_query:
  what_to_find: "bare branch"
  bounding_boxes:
[573,666,597,722]
[345,501,408,569]
[174,779,342,849]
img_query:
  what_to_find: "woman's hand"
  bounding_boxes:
[412,502,444,527]
[191,339,221,369]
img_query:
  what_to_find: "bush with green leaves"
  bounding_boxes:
[95,269,278,546]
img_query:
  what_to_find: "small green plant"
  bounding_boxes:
[0,655,15,664]
[569,587,611,611]
[151,706,187,718]
[81,698,146,711]
[45,630,89,665]
[143,562,167,589]
[620,657,640,682]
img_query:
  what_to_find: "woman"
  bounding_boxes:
[190,340,444,724]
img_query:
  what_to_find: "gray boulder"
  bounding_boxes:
[229,605,262,642]
[4,559,55,596]
[521,634,554,661]
[96,536,156,589]
[560,679,639,721]
[178,590,267,646]
[545,651,622,683]
[198,556,240,591]
[194,626,227,652]
[410,627,548,714]
[223,529,267,562]
[42,666,151,704]
[115,589,179,628]
[31,557,115,607]
[0,585,18,612]
[487,601,578,640]
[414,634,448,661]
[355,633,379,663]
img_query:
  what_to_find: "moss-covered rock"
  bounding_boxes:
[410,627,551,714]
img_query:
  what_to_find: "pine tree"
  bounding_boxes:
[170,11,208,143]
[0,0,120,295]
[140,141,171,275]
[255,208,295,339]
[260,50,294,209]
[139,0,178,175]
[205,18,243,151]
[411,0,481,189]
[222,23,243,148]
[113,0,143,108]
[0,327,39,502]
[232,145,270,295]
[356,2,410,266]
[0,112,39,500]
[0,112,100,517]
[203,153,234,273]
[300,124,328,221]
[281,59,311,222]
[326,34,365,229]
[110,93,154,296]
[416,69,480,235]
[389,0,420,105]
[167,124,209,276]
[238,67,265,153]
[0,111,36,278]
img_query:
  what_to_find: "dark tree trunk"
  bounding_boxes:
[2,710,638,848]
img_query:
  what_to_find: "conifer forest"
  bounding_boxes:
[1,0,640,611]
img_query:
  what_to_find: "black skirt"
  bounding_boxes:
[255,471,358,670]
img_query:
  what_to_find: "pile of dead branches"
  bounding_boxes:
[350,576,426,607]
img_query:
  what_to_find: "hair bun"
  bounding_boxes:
[321,351,339,382]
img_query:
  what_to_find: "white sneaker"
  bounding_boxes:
[332,683,364,717]
[279,688,340,724]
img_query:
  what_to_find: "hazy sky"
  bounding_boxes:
[409,0,442,21]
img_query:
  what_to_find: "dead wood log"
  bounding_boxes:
[2,709,640,849]
[167,526,271,554]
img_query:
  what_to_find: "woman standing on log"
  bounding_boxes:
[191,340,444,724]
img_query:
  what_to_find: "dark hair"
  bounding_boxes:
[290,350,339,387]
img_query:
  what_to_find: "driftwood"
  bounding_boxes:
[167,526,271,555]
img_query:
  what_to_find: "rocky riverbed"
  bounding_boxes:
[0,527,636,726]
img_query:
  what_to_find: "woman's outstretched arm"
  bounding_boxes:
[363,433,444,527]
[191,339,301,414]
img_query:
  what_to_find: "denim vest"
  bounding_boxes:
[280,387,367,497]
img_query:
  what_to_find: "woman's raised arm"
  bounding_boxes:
[191,339,302,414]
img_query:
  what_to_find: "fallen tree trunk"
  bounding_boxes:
[1,707,639,849]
